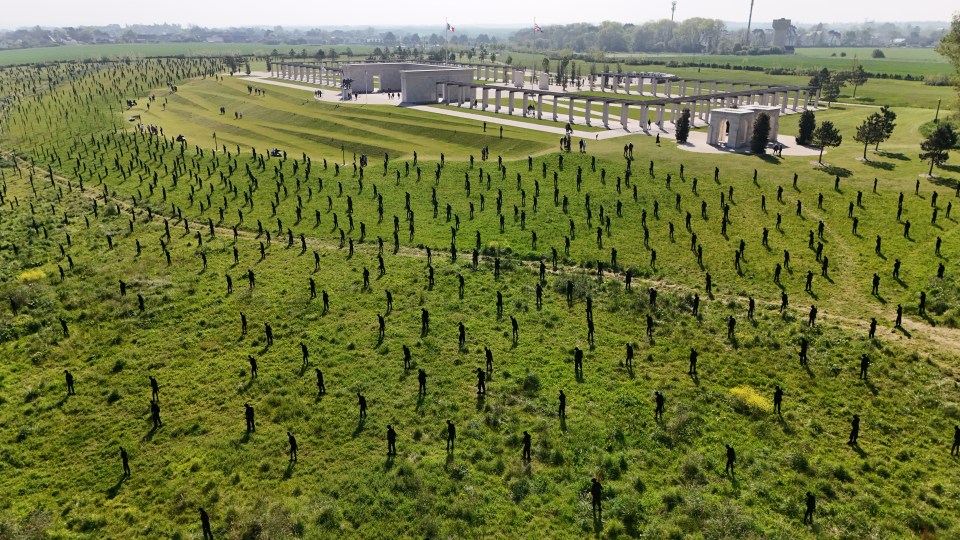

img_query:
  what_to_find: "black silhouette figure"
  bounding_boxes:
[151,400,162,428]
[521,431,532,461]
[591,478,603,517]
[725,444,736,475]
[558,389,566,418]
[859,354,870,380]
[120,446,130,477]
[248,355,258,378]
[688,348,698,375]
[358,393,367,418]
[774,385,783,414]
[951,425,960,456]
[447,420,456,451]
[315,368,326,394]
[848,414,860,445]
[288,431,298,461]
[65,369,75,395]
[386,424,397,455]
[476,368,486,395]
[244,403,256,432]
[654,391,664,420]
[199,508,213,540]
[803,492,815,524]
[418,368,427,395]
[149,375,159,401]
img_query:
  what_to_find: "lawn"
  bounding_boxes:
[1,55,959,540]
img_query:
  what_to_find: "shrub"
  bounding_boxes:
[750,113,771,154]
[729,386,773,415]
[871,49,885,58]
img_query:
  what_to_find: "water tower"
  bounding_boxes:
[772,18,791,47]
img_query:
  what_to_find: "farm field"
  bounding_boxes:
[1,52,960,540]
[0,43,373,67]
[502,51,955,109]
[608,47,950,77]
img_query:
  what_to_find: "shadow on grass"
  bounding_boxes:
[283,461,295,479]
[352,418,366,438]
[849,442,868,458]
[877,150,908,161]
[864,160,895,171]
[105,475,126,499]
[816,165,853,178]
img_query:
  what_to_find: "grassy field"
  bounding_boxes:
[504,51,956,109]
[606,47,950,78]
[1,55,960,539]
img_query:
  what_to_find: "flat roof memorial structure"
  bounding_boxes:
[340,63,473,104]
[706,105,782,150]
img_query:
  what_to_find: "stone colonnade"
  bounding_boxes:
[273,62,343,87]
[437,82,818,132]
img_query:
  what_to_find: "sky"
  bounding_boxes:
[1,0,955,30]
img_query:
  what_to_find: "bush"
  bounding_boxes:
[797,110,816,145]
[750,113,771,154]
[729,386,773,415]
[871,49,885,58]
[675,108,691,144]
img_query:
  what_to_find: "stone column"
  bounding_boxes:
[495,89,502,113]
[665,79,672,97]
[482,87,489,110]
[680,80,687,97]
[814,88,821,107]
[568,97,575,124]
[522,92,529,116]
[508,91,515,115]
[584,100,593,127]
[640,104,649,129]
[793,90,800,110]
[552,96,559,122]
[537,94,544,119]
[625,76,631,94]
[651,78,657,97]
[620,103,629,130]
[602,101,611,128]
[656,105,665,129]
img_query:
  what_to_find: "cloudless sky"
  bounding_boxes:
[2,0,955,30]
